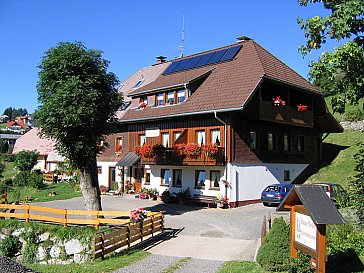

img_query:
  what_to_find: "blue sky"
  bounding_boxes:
[0,0,335,114]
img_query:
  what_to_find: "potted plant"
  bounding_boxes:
[129,208,148,222]
[174,143,186,157]
[99,185,108,195]
[139,188,149,199]
[148,188,159,200]
[115,144,122,153]
[184,143,201,159]
[203,143,219,158]
[135,144,155,158]
[297,104,308,111]
[216,194,229,209]
[273,96,286,107]
[175,187,190,205]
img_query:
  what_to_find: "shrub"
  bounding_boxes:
[12,171,44,189]
[0,182,8,195]
[344,108,364,122]
[15,150,38,171]
[161,189,171,203]
[256,217,290,271]
[0,235,20,257]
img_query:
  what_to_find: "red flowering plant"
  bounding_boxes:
[273,96,286,106]
[184,143,201,159]
[99,185,108,194]
[203,143,219,158]
[136,144,155,158]
[297,104,308,111]
[216,194,229,208]
[173,143,186,157]
[115,144,122,152]
[129,208,148,222]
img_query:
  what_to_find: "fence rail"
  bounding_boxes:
[0,204,161,229]
[94,212,164,259]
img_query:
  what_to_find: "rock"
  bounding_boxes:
[64,239,84,255]
[15,255,24,264]
[0,234,6,240]
[19,238,27,252]
[12,228,24,237]
[50,245,62,259]
[74,253,89,264]
[36,246,47,261]
[37,232,50,243]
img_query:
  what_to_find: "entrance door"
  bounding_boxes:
[109,167,116,191]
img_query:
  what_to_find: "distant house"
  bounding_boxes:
[6,120,26,133]
[112,36,342,206]
[0,115,8,123]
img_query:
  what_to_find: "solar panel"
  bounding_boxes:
[194,52,215,68]
[206,49,228,65]
[184,55,203,70]
[220,45,242,62]
[172,58,192,73]
[163,60,181,75]
[163,45,242,75]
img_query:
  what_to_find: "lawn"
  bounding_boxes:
[7,182,82,203]
[306,130,363,188]
[217,261,265,273]
[27,250,149,273]
[325,97,364,122]
[1,160,17,180]
[0,123,7,129]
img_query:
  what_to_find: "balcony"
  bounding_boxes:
[140,147,225,166]
[249,100,314,127]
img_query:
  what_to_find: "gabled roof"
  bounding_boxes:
[277,185,345,225]
[120,39,320,122]
[7,120,25,128]
[12,128,58,156]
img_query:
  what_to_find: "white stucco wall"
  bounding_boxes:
[228,163,308,203]
[34,156,46,172]
[143,165,227,197]
[97,161,119,188]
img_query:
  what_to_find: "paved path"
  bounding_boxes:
[35,195,287,273]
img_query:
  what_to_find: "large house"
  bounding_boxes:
[110,36,342,206]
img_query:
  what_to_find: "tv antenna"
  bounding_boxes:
[177,14,185,57]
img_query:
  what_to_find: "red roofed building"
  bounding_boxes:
[112,37,342,206]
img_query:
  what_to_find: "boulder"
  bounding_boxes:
[64,239,84,255]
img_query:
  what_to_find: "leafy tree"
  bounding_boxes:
[15,150,38,171]
[0,161,5,178]
[0,139,9,153]
[36,42,121,211]
[3,107,28,120]
[298,0,364,114]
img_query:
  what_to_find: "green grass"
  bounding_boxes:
[1,160,17,180]
[162,257,191,273]
[325,96,364,121]
[7,182,82,203]
[217,261,266,273]
[307,130,363,188]
[26,250,149,273]
[0,123,6,129]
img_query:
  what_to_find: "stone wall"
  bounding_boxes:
[0,227,93,265]
[340,121,364,131]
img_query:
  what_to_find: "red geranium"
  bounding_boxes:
[203,143,219,158]
[184,143,201,159]
[297,104,308,111]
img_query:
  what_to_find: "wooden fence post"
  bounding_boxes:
[140,221,143,242]
[160,211,164,232]
[25,204,30,223]
[64,209,67,227]
[151,214,154,237]
[95,211,99,229]
[100,231,105,260]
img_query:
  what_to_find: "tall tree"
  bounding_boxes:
[298,0,364,114]
[36,42,121,211]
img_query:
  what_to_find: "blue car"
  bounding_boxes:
[261,183,293,206]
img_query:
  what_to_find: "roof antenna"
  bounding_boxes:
[178,14,185,58]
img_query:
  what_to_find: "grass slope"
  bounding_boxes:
[307,130,363,188]
[325,97,364,121]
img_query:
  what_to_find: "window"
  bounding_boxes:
[97,166,102,174]
[210,170,221,189]
[177,90,186,103]
[174,131,182,142]
[167,91,175,104]
[156,93,164,106]
[161,169,171,185]
[144,169,151,185]
[195,170,206,188]
[115,136,123,152]
[284,170,291,181]
[298,135,305,152]
[284,134,291,152]
[173,169,182,187]
[211,129,221,145]
[268,133,277,151]
[162,132,169,147]
[133,79,144,89]
[196,130,205,145]
[249,131,257,149]
[139,134,146,146]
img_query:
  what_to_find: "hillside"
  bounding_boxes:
[306,130,363,188]
[325,97,364,122]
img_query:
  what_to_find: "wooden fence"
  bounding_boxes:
[94,212,164,259]
[0,204,161,229]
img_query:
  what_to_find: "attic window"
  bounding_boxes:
[177,90,186,103]
[133,79,144,89]
[119,101,131,111]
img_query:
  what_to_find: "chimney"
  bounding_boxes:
[156,55,167,64]
[236,36,251,42]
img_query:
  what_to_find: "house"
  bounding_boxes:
[6,120,26,133]
[114,36,342,206]
[12,128,65,172]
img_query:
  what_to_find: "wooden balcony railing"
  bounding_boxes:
[141,147,225,166]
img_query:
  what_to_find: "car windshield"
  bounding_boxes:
[264,186,281,192]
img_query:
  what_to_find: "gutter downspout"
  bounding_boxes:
[214,111,227,161]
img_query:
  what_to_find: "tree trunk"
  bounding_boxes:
[79,159,102,212]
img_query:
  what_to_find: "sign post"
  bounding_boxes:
[277,185,345,273]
